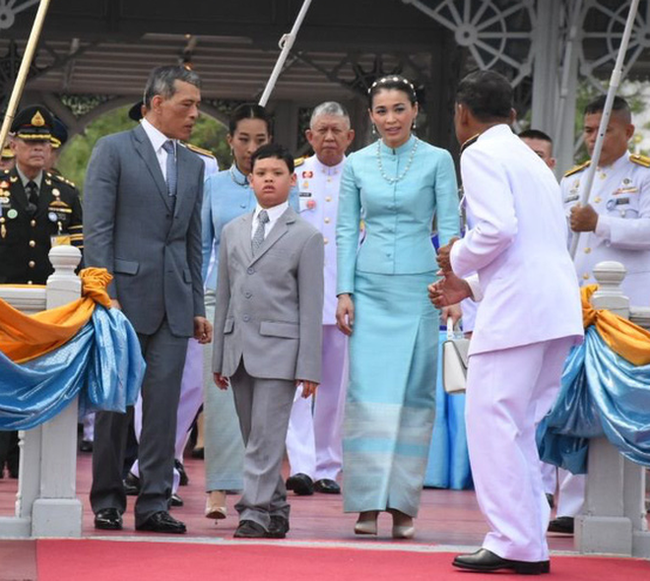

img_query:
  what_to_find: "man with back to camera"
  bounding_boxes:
[84,65,212,534]
[548,95,650,535]
[429,70,583,574]
[285,101,355,496]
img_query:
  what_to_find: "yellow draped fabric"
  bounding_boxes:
[0,268,113,364]
[581,284,650,366]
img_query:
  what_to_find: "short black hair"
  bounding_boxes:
[143,65,201,109]
[229,103,272,136]
[251,143,294,173]
[584,95,631,123]
[518,129,553,144]
[368,75,418,108]
[456,70,513,122]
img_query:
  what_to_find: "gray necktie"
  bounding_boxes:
[162,140,177,197]
[252,209,269,255]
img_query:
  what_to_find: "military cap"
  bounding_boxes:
[128,100,145,122]
[11,105,54,141]
[50,117,69,149]
[1,143,14,159]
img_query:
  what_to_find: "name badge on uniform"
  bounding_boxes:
[299,191,312,197]
[565,194,579,203]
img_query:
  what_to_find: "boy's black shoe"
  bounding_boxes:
[267,516,290,539]
[234,520,267,538]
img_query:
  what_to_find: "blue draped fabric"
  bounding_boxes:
[538,326,650,474]
[0,305,144,430]
[424,330,473,489]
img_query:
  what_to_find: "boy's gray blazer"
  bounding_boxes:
[212,206,324,383]
[83,124,205,337]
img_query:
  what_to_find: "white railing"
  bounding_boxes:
[0,245,83,538]
[577,261,650,557]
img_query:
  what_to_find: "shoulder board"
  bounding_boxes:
[564,161,590,178]
[629,153,650,168]
[460,133,480,154]
[181,142,216,159]
[294,156,309,168]
[48,172,77,188]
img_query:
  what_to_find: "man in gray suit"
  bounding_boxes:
[212,143,324,539]
[84,65,212,534]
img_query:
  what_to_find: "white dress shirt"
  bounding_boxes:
[141,118,176,180]
[251,201,289,240]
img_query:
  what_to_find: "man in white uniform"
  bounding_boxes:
[285,102,355,496]
[429,70,583,574]
[549,95,650,534]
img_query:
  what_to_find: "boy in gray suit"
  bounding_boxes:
[212,143,324,539]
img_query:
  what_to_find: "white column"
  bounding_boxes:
[31,246,83,538]
[576,261,650,557]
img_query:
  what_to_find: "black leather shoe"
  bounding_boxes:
[123,472,140,496]
[453,549,550,575]
[175,459,189,486]
[314,478,341,494]
[286,473,314,496]
[135,511,186,534]
[266,516,290,539]
[191,447,204,459]
[548,516,574,534]
[234,520,267,538]
[94,508,123,531]
[169,493,184,508]
[79,440,94,453]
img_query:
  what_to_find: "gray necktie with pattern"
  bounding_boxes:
[252,209,269,255]
[162,140,177,197]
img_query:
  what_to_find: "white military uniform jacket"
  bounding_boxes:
[561,152,650,306]
[297,155,344,325]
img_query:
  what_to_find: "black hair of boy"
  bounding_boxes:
[251,143,295,174]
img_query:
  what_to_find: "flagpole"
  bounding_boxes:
[0,0,54,151]
[258,0,313,106]
[569,0,641,259]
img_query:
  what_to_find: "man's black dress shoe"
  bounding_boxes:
[548,516,574,534]
[79,440,94,453]
[267,516,290,539]
[135,511,186,534]
[169,493,184,508]
[94,508,123,531]
[175,459,189,486]
[286,473,314,496]
[191,447,204,459]
[234,520,267,538]
[123,472,140,496]
[314,478,341,494]
[453,549,550,575]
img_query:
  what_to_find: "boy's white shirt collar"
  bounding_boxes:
[251,201,289,240]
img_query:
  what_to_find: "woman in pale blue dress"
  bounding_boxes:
[336,76,460,538]
[202,104,299,519]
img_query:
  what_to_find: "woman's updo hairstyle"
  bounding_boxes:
[228,103,272,136]
[367,75,418,108]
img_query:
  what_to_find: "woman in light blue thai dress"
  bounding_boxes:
[202,104,299,519]
[336,76,460,538]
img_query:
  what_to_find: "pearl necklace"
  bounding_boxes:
[229,165,248,187]
[376,138,419,184]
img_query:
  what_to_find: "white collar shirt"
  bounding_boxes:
[251,201,289,241]
[141,118,176,180]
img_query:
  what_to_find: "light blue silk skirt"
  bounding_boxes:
[343,270,438,517]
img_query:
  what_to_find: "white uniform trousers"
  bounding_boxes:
[466,337,574,562]
[556,470,585,517]
[540,463,557,497]
[131,338,204,493]
[286,325,347,481]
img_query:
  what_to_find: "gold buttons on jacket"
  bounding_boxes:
[593,197,602,203]
[584,247,591,254]
[583,273,590,280]
[324,217,331,224]
[324,238,329,245]
[28,260,35,268]
[29,240,36,247]
[325,196,332,202]
[31,220,36,227]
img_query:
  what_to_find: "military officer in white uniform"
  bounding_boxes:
[550,95,650,535]
[285,102,355,496]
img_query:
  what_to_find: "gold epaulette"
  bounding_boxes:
[460,133,480,154]
[47,171,77,188]
[182,142,216,159]
[294,156,309,168]
[629,153,650,168]
[564,161,590,178]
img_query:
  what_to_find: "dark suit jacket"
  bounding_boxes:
[83,123,205,337]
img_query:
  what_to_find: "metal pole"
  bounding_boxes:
[258,0,313,107]
[569,0,641,258]
[0,0,53,151]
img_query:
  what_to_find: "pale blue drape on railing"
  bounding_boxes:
[0,306,144,430]
[538,326,650,474]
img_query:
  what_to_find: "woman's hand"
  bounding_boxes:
[213,373,229,390]
[441,303,463,327]
[336,293,355,336]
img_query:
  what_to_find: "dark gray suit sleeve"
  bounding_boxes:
[188,160,206,317]
[83,136,120,299]
[295,230,325,383]
[211,226,232,374]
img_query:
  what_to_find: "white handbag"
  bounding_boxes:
[442,317,470,394]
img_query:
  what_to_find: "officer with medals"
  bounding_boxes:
[0,105,83,285]
[551,95,650,535]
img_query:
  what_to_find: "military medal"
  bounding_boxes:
[7,209,17,219]
[52,188,60,198]
[48,211,58,222]
[0,181,9,188]
[0,217,5,239]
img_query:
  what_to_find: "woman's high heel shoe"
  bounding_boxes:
[205,490,227,520]
[389,509,415,539]
[354,511,379,535]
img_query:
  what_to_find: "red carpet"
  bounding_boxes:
[36,540,650,581]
